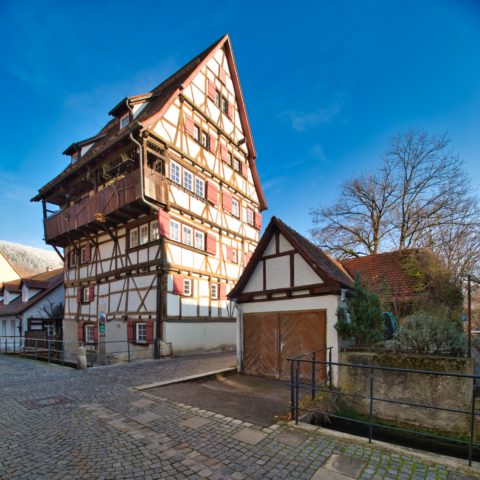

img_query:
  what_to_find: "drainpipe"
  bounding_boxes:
[129,131,163,358]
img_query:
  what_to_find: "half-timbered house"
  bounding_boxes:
[32,35,267,359]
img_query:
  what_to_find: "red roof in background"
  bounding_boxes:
[341,250,419,300]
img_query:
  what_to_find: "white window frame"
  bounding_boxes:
[140,224,149,245]
[170,220,180,242]
[193,124,200,141]
[136,323,147,344]
[82,288,89,304]
[70,251,77,267]
[211,284,218,300]
[232,249,238,264]
[71,152,79,164]
[150,220,159,241]
[201,131,208,148]
[233,158,240,172]
[195,177,205,197]
[129,228,139,248]
[170,161,181,184]
[232,199,239,218]
[221,96,228,115]
[227,153,232,166]
[120,113,130,129]
[46,324,54,338]
[247,209,254,226]
[183,279,192,297]
[182,225,193,246]
[80,247,86,264]
[183,170,193,191]
[215,90,221,108]
[194,231,205,250]
[85,324,95,343]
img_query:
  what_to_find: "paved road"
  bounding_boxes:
[0,354,479,480]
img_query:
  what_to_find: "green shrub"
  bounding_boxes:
[335,278,385,347]
[393,311,466,355]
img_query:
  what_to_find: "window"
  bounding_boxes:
[170,220,180,242]
[195,177,205,197]
[211,284,218,300]
[232,249,238,264]
[215,90,221,108]
[201,131,209,149]
[136,323,147,344]
[129,228,139,248]
[183,170,193,191]
[120,113,130,129]
[71,152,79,165]
[46,324,54,338]
[233,158,240,172]
[183,226,193,246]
[227,153,232,166]
[70,251,77,267]
[194,231,205,250]
[150,220,159,241]
[183,279,192,297]
[170,161,181,184]
[232,199,239,218]
[193,124,200,141]
[80,247,86,264]
[221,96,228,115]
[85,324,95,343]
[247,209,254,226]
[82,288,89,304]
[140,224,149,245]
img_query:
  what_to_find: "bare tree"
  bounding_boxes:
[311,165,396,257]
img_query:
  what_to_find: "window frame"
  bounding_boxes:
[85,324,95,344]
[193,124,201,142]
[183,170,193,192]
[232,249,238,264]
[150,220,159,241]
[221,96,228,115]
[215,90,221,108]
[139,224,149,246]
[246,209,254,226]
[135,322,147,344]
[120,113,130,129]
[183,279,192,297]
[80,247,86,264]
[233,158,240,172]
[211,283,218,300]
[194,230,205,250]
[82,287,89,304]
[195,177,205,198]
[182,225,193,247]
[129,227,139,248]
[170,220,180,242]
[170,161,181,184]
[231,198,240,218]
[200,130,209,149]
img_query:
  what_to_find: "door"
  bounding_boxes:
[242,309,327,380]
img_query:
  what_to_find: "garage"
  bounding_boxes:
[229,217,354,382]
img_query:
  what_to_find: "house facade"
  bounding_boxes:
[32,35,266,358]
[0,269,64,350]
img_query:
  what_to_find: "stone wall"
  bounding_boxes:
[338,352,475,436]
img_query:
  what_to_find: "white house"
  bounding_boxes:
[0,269,64,350]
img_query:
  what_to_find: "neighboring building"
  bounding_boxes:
[0,269,64,349]
[32,35,266,358]
[0,251,21,286]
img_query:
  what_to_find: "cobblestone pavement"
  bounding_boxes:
[1,354,479,480]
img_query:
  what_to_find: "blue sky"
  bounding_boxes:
[1,0,480,249]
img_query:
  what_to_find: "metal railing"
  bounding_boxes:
[289,348,480,466]
[0,336,156,367]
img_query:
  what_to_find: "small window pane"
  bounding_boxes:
[194,231,204,250]
[232,199,239,218]
[233,158,240,172]
[85,325,95,343]
[183,170,193,191]
[151,220,159,241]
[140,224,149,245]
[170,162,181,184]
[170,220,180,242]
[183,226,193,246]
[130,228,139,248]
[195,177,205,197]
[184,279,192,296]
[201,131,208,148]
[232,249,238,263]
[136,323,147,343]
[82,288,89,303]
[120,113,130,129]
[247,209,254,226]
[215,91,221,107]
[211,284,218,299]
[193,125,200,141]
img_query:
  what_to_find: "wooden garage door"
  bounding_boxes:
[243,310,326,381]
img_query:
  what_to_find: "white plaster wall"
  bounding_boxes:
[265,256,290,290]
[164,321,236,354]
[294,254,324,286]
[243,261,263,293]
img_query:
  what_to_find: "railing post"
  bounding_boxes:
[290,360,295,419]
[295,360,300,425]
[469,378,476,466]
[4,338,6,352]
[127,341,131,363]
[35,339,38,360]
[328,348,333,390]
[368,367,374,443]
[311,352,316,400]
[47,339,51,364]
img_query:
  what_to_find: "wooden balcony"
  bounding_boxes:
[44,168,167,245]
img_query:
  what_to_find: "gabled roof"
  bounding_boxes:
[228,217,354,299]
[32,34,267,210]
[341,250,420,300]
[0,268,63,316]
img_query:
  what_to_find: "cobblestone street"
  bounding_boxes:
[1,354,479,480]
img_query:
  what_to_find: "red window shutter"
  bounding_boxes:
[184,114,194,136]
[220,144,229,163]
[77,287,82,304]
[93,324,98,343]
[219,284,227,300]
[222,191,232,213]
[226,245,233,262]
[127,320,135,343]
[85,242,91,262]
[173,275,184,295]
[207,79,216,102]
[146,322,154,344]
[209,134,217,154]
[254,212,262,230]
[88,285,95,302]
[227,102,234,121]
[206,181,218,206]
[219,67,227,84]
[206,234,216,255]
[241,162,248,178]
[158,209,170,237]
[77,322,84,343]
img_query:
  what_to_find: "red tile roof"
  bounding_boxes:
[341,250,420,300]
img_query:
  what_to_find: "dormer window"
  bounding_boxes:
[120,113,130,129]
[72,152,79,165]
